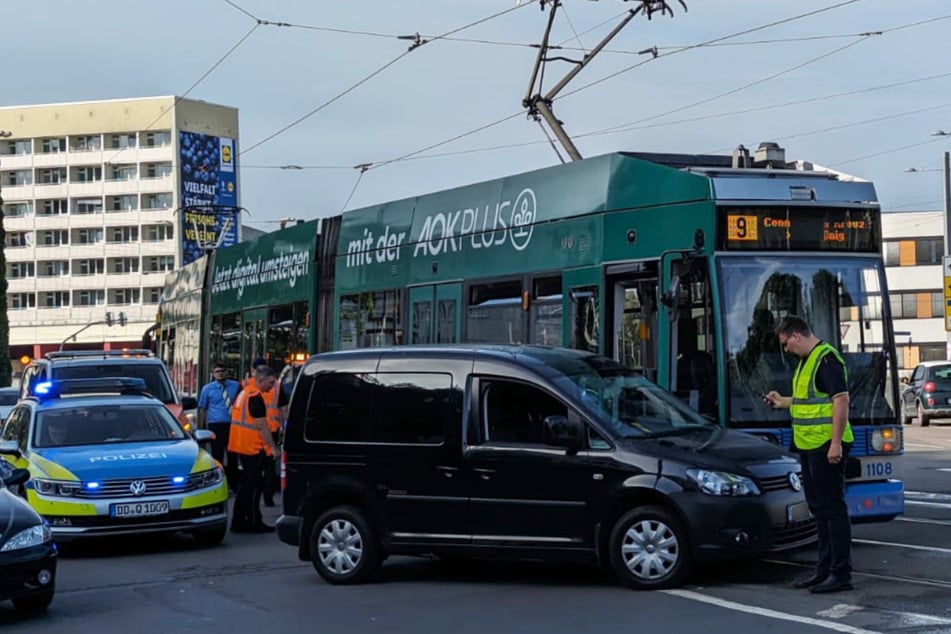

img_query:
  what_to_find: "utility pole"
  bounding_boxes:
[523,0,687,162]
[0,129,13,387]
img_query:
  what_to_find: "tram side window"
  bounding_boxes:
[570,286,599,352]
[338,290,403,350]
[530,276,562,346]
[466,280,524,344]
[212,313,242,374]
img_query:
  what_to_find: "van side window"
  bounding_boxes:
[480,379,567,445]
[304,373,370,442]
[368,373,451,444]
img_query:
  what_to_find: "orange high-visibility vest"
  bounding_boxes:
[263,386,281,433]
[228,387,272,456]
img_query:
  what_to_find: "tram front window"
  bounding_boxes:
[719,255,895,428]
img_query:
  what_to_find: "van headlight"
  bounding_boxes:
[870,426,902,453]
[1,524,52,551]
[33,478,81,497]
[687,469,760,496]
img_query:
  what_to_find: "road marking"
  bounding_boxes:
[855,538,951,554]
[896,516,951,526]
[905,490,951,501]
[817,604,862,619]
[664,589,881,634]
[904,442,946,449]
[905,500,951,509]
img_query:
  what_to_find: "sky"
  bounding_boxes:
[5,0,951,230]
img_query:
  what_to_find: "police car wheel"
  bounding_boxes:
[608,505,691,590]
[193,525,227,547]
[310,505,381,585]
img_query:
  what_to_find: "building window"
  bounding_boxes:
[4,202,33,217]
[107,227,139,243]
[109,133,137,150]
[8,262,35,279]
[109,164,137,180]
[144,224,173,241]
[933,292,944,318]
[74,290,106,306]
[4,170,32,186]
[143,163,172,178]
[39,199,68,216]
[110,288,141,305]
[108,257,139,274]
[143,131,171,148]
[74,229,102,245]
[142,193,172,210]
[915,237,944,265]
[6,232,31,247]
[40,291,70,308]
[37,168,67,185]
[40,138,66,154]
[9,293,36,310]
[76,259,105,276]
[38,230,68,246]
[108,195,137,212]
[73,198,103,214]
[5,140,32,155]
[38,261,69,277]
[74,166,103,182]
[145,287,163,305]
[72,135,102,152]
[144,255,174,272]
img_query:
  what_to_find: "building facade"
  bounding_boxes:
[882,210,947,373]
[0,96,239,371]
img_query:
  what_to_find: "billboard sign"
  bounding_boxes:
[179,131,240,264]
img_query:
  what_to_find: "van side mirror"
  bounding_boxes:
[3,467,30,487]
[543,415,584,455]
[0,440,21,459]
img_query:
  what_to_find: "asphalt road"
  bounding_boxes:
[3,423,950,634]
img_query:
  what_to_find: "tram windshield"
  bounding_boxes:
[719,255,896,428]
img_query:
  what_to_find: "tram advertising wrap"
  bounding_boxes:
[179,131,240,264]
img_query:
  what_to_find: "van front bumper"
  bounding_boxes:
[276,514,303,546]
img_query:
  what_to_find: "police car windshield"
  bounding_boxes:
[54,365,175,403]
[548,356,713,438]
[34,405,186,448]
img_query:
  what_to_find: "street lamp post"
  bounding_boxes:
[930,131,951,255]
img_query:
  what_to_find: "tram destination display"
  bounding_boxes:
[718,206,879,252]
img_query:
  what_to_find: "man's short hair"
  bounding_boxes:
[255,365,277,380]
[251,357,267,370]
[212,361,228,372]
[775,315,812,338]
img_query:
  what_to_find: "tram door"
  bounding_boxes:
[408,283,462,344]
[242,308,268,376]
[606,264,660,383]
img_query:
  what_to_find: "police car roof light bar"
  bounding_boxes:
[44,349,155,361]
[33,377,149,400]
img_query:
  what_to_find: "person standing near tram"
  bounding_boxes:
[764,315,854,594]
[197,361,241,489]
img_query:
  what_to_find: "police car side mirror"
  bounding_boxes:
[0,440,21,459]
[3,467,30,487]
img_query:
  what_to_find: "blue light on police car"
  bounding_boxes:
[172,476,186,485]
[85,481,100,490]
[34,381,53,396]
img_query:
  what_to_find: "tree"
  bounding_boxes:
[0,186,11,387]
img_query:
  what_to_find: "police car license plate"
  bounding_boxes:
[787,501,812,523]
[110,501,170,518]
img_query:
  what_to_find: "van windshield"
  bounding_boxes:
[550,356,714,438]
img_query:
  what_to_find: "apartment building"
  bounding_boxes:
[882,210,948,372]
[0,97,239,367]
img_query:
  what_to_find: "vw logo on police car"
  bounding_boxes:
[788,472,802,492]
[129,480,147,496]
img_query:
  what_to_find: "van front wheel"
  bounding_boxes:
[310,505,381,584]
[608,506,691,590]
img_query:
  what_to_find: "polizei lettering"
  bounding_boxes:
[89,452,169,463]
[346,188,536,268]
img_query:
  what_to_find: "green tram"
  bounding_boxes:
[158,147,904,522]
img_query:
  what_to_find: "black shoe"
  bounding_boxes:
[792,574,828,589]
[809,577,853,594]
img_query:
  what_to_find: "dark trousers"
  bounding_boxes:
[208,423,239,489]
[800,442,852,581]
[232,451,267,529]
[263,455,279,502]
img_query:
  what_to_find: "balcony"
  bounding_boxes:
[33,182,68,198]
[31,152,67,168]
[103,178,140,195]
[34,277,72,292]
[138,177,173,194]
[0,153,33,169]
[67,181,104,197]
[137,146,174,163]
[67,150,104,165]
[2,183,36,199]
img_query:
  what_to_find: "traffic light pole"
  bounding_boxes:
[59,312,127,351]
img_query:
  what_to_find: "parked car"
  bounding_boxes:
[899,361,951,426]
[18,350,198,433]
[0,459,56,613]
[277,345,814,590]
[0,377,227,544]
[0,387,19,423]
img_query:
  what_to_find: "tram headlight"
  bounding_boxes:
[870,426,902,453]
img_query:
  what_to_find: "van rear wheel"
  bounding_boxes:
[608,506,691,590]
[310,505,381,584]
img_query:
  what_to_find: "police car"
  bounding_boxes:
[0,378,228,545]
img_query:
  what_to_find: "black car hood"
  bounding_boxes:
[0,488,44,548]
[624,427,792,472]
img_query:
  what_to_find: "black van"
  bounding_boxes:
[277,345,814,589]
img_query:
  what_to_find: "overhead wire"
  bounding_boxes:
[240,2,532,157]
[830,136,951,168]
